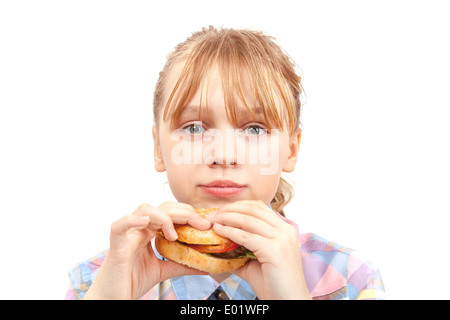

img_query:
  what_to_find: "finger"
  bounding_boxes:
[168,209,212,230]
[212,223,265,253]
[208,212,275,238]
[109,215,152,250]
[133,204,211,240]
[154,206,211,230]
[157,202,211,230]
[110,214,150,237]
[158,201,195,211]
[132,204,178,241]
[230,259,260,279]
[217,201,281,227]
[157,201,200,219]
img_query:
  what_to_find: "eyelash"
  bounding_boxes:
[181,122,269,135]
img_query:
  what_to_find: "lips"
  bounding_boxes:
[202,180,245,188]
[200,180,246,197]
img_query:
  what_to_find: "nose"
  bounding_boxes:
[211,161,237,166]
[208,150,238,167]
[205,128,239,167]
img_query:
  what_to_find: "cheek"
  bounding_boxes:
[165,163,198,201]
[162,133,206,166]
[162,137,199,178]
[247,166,281,202]
[250,133,290,174]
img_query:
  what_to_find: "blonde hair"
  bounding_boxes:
[153,26,303,216]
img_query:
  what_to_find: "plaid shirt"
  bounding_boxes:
[66,230,385,300]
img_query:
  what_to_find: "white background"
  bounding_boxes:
[1,0,449,299]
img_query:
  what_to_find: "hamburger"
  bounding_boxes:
[155,208,256,274]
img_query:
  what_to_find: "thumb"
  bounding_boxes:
[159,260,208,281]
[230,265,246,279]
[230,259,259,280]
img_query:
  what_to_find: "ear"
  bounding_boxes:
[152,125,166,172]
[282,128,302,173]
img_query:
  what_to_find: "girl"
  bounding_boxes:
[67,26,385,300]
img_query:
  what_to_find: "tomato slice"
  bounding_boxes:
[187,241,240,253]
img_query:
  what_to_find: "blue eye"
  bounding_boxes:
[243,125,267,136]
[183,123,205,135]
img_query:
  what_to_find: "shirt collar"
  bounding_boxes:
[170,274,257,300]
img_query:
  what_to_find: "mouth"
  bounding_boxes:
[199,180,247,198]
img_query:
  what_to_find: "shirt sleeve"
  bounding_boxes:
[66,250,107,300]
[64,282,78,300]
[346,251,386,300]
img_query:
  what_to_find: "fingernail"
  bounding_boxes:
[213,223,223,229]
[170,228,178,240]
[140,216,150,223]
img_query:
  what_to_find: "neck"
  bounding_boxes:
[209,272,231,284]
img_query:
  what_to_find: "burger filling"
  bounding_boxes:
[177,240,257,259]
[209,246,252,259]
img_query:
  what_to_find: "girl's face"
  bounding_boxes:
[153,65,301,209]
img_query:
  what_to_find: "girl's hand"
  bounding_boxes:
[83,202,211,300]
[207,200,311,300]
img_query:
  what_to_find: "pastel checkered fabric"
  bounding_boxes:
[66,233,385,300]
